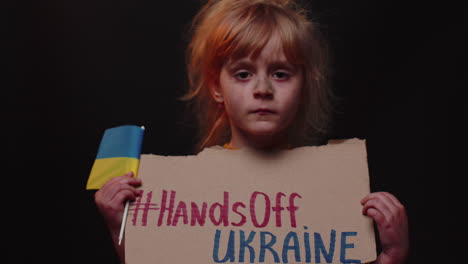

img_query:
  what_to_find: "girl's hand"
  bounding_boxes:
[95,172,142,233]
[361,192,409,264]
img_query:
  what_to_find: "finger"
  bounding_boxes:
[99,175,141,200]
[381,192,405,210]
[117,176,142,187]
[103,182,141,203]
[360,192,374,205]
[100,171,135,189]
[365,208,385,225]
[362,192,401,217]
[373,193,406,221]
[362,197,394,225]
[109,190,138,212]
[361,191,387,205]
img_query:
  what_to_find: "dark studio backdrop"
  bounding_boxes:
[5,0,462,263]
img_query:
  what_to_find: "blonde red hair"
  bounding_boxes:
[183,0,333,152]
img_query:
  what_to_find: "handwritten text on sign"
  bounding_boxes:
[125,140,376,264]
[130,190,362,263]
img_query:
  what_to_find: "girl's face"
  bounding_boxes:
[213,34,303,148]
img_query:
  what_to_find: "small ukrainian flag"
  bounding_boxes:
[86,125,145,190]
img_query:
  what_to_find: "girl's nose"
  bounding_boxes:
[253,77,273,99]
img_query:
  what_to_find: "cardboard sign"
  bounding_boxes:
[125,139,376,264]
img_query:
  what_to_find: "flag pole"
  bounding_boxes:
[118,200,130,245]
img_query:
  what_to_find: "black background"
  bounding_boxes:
[5,0,462,263]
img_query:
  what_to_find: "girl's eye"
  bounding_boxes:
[273,71,290,80]
[235,71,251,80]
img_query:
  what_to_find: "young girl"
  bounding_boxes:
[95,0,409,263]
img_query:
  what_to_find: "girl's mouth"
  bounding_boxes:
[251,108,276,115]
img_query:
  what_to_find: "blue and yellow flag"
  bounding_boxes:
[86,125,145,190]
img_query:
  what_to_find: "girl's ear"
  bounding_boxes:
[209,81,224,103]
